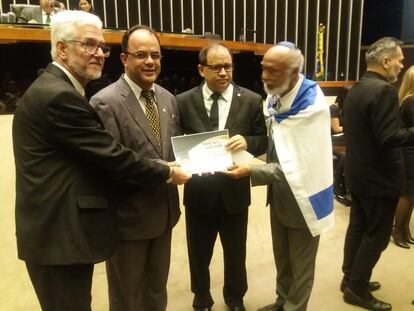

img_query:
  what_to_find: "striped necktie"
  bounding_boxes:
[141,90,162,146]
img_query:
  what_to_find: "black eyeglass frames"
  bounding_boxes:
[203,63,234,73]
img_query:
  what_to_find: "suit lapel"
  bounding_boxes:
[193,86,213,131]
[154,85,172,159]
[224,84,242,129]
[46,63,105,124]
[119,78,163,156]
[36,8,42,24]
[47,63,74,86]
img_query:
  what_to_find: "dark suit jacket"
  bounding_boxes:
[12,64,169,265]
[18,6,58,24]
[176,83,267,214]
[90,77,181,240]
[344,71,414,198]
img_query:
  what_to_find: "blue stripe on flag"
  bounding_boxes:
[275,78,317,123]
[309,185,334,219]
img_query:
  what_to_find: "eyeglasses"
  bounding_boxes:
[64,39,111,57]
[124,51,163,60]
[204,63,234,73]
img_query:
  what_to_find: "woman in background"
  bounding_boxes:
[393,65,414,248]
[79,0,94,14]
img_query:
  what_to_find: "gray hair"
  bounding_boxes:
[365,37,403,66]
[50,10,103,60]
[275,41,304,73]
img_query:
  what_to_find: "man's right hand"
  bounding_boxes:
[169,166,192,185]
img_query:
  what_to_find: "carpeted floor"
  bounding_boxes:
[1,114,413,311]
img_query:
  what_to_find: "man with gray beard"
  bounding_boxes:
[12,10,190,311]
[225,42,334,311]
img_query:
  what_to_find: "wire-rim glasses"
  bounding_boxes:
[64,39,111,57]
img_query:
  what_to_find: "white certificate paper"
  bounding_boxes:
[171,130,233,174]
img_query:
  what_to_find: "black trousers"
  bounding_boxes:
[342,193,397,296]
[333,151,347,196]
[185,195,248,308]
[26,262,94,311]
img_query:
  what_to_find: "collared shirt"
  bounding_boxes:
[202,83,233,130]
[265,74,304,133]
[42,10,53,24]
[52,61,85,97]
[277,73,304,114]
[123,73,158,113]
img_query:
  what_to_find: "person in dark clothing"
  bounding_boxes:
[391,65,414,249]
[341,37,414,311]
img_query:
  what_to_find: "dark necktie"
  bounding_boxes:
[210,92,220,130]
[141,90,162,146]
[268,95,281,116]
[273,95,281,113]
[45,13,51,24]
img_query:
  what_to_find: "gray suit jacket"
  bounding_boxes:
[251,135,307,229]
[90,77,181,240]
[18,7,58,24]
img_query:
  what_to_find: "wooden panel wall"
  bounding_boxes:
[1,0,364,80]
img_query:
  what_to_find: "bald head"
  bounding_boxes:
[264,45,304,72]
[261,44,304,96]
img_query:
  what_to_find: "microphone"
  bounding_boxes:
[239,28,257,42]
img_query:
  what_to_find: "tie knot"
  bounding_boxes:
[142,90,154,102]
[211,92,221,101]
[268,95,281,116]
[272,95,281,109]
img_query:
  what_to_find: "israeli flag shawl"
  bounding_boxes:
[267,75,334,236]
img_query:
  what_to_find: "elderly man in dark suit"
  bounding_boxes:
[341,37,414,311]
[17,0,57,24]
[176,42,267,311]
[90,25,181,311]
[12,10,190,311]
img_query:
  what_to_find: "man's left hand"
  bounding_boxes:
[226,134,247,151]
[222,164,252,179]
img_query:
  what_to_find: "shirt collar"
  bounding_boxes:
[123,73,155,99]
[52,61,85,97]
[202,82,233,102]
[279,74,304,112]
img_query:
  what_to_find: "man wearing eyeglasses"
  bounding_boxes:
[13,11,190,311]
[176,42,267,311]
[90,25,182,311]
[225,42,333,311]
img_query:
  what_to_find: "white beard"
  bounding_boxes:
[263,80,290,96]
[68,58,102,83]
